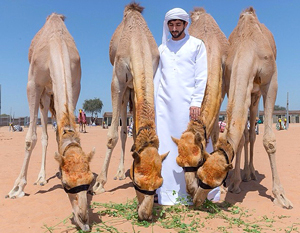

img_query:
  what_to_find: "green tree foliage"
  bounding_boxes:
[274,105,286,111]
[82,98,103,117]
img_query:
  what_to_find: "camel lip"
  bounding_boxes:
[80,224,90,232]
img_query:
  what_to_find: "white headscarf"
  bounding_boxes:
[162,8,190,45]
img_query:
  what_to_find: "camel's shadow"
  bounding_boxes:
[223,169,273,205]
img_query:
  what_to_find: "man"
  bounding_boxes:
[154,8,220,205]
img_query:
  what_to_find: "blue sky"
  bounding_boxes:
[0,0,299,117]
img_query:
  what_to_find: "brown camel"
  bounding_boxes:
[5,13,95,231]
[92,3,168,220]
[196,7,293,209]
[171,7,229,206]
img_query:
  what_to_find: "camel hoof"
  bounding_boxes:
[114,174,125,180]
[250,173,257,180]
[92,182,106,194]
[228,184,241,194]
[242,175,251,182]
[274,196,293,209]
[93,188,106,195]
[5,194,17,199]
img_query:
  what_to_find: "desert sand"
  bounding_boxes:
[0,123,299,232]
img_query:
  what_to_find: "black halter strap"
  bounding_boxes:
[64,184,90,194]
[183,159,205,172]
[132,162,156,196]
[198,148,232,189]
[198,179,215,190]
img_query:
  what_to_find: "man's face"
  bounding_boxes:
[168,19,187,39]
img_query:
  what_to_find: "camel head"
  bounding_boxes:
[55,145,95,231]
[194,138,234,206]
[171,121,208,198]
[130,134,168,221]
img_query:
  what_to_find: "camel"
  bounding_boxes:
[92,3,168,220]
[5,13,95,231]
[195,7,293,209]
[171,7,229,206]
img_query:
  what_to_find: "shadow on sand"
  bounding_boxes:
[224,169,273,205]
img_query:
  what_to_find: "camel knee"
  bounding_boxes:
[263,138,276,154]
[107,136,118,149]
[25,138,37,151]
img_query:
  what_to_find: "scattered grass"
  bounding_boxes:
[43,195,299,233]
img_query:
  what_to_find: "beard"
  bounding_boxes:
[170,27,185,39]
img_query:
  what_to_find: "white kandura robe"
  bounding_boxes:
[154,35,220,205]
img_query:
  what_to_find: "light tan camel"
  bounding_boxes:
[196,7,293,209]
[171,7,229,206]
[92,3,168,220]
[5,13,95,231]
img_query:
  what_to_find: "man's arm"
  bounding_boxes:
[190,41,208,120]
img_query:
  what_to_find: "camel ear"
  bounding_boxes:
[87,147,95,162]
[160,151,169,161]
[226,163,233,170]
[54,152,63,165]
[171,136,179,146]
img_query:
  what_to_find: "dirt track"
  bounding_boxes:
[0,124,299,232]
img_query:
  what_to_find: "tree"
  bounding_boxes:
[82,98,103,117]
[274,105,286,111]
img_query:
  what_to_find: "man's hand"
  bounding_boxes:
[189,106,200,121]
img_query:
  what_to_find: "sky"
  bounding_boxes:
[0,0,299,118]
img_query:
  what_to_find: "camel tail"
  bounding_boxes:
[49,94,56,119]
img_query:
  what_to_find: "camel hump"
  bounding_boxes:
[124,3,144,15]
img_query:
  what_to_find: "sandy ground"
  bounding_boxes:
[0,123,299,233]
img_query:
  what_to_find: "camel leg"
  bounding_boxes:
[248,95,260,181]
[210,118,220,150]
[228,133,244,194]
[6,78,42,198]
[93,68,123,194]
[262,72,293,209]
[242,126,251,181]
[34,92,50,186]
[114,88,130,180]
